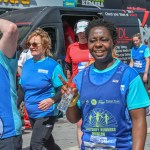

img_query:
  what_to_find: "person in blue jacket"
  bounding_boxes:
[130,33,150,91]
[0,19,22,149]
[59,19,150,150]
[21,28,65,150]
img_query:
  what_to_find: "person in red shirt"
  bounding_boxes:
[63,20,76,50]
[65,19,93,147]
[65,19,92,78]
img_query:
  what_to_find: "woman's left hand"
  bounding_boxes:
[38,98,54,111]
[143,72,148,82]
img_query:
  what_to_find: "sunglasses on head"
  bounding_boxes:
[28,42,41,47]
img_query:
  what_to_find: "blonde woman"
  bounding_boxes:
[20,28,65,150]
[130,33,150,90]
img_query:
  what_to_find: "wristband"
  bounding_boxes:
[69,94,79,107]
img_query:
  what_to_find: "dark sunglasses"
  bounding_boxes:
[28,42,41,47]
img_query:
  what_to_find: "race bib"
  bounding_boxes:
[133,61,142,68]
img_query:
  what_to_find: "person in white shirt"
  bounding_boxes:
[17,49,32,129]
[18,49,32,75]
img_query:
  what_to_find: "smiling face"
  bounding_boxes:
[88,26,114,63]
[28,35,46,60]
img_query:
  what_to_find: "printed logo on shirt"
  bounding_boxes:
[38,69,49,74]
[91,99,97,105]
[139,50,144,53]
[83,108,118,148]
[112,79,119,83]
[120,85,125,91]
[84,108,118,128]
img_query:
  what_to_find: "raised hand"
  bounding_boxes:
[58,70,78,96]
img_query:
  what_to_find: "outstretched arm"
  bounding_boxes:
[0,19,18,58]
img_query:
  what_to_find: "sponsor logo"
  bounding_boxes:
[38,69,48,74]
[112,80,119,83]
[120,85,125,91]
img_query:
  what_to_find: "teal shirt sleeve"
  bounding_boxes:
[144,47,150,57]
[127,75,150,110]
[52,64,67,88]
[0,50,17,76]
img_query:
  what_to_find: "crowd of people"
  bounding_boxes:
[0,17,150,150]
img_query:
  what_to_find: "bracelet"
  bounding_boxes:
[69,94,79,107]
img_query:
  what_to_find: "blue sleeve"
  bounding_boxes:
[144,47,150,57]
[127,75,150,110]
[0,51,17,71]
[52,64,67,88]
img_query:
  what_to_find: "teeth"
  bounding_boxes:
[95,50,103,53]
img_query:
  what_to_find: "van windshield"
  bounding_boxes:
[18,25,31,44]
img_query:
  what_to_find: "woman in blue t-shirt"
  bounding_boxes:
[21,28,65,150]
[130,33,150,91]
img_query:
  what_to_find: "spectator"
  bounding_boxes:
[60,19,150,149]
[20,28,65,150]
[0,19,22,150]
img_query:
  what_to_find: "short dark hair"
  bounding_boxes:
[85,19,118,42]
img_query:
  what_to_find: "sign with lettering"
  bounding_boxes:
[77,0,150,11]
[77,0,122,9]
[63,0,76,7]
[101,11,133,64]
[0,0,30,5]
[0,0,63,8]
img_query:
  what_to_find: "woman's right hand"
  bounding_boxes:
[59,70,78,96]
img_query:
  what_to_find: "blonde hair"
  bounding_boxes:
[132,33,142,41]
[27,28,53,57]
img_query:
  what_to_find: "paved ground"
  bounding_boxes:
[22,118,78,150]
[22,116,150,150]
